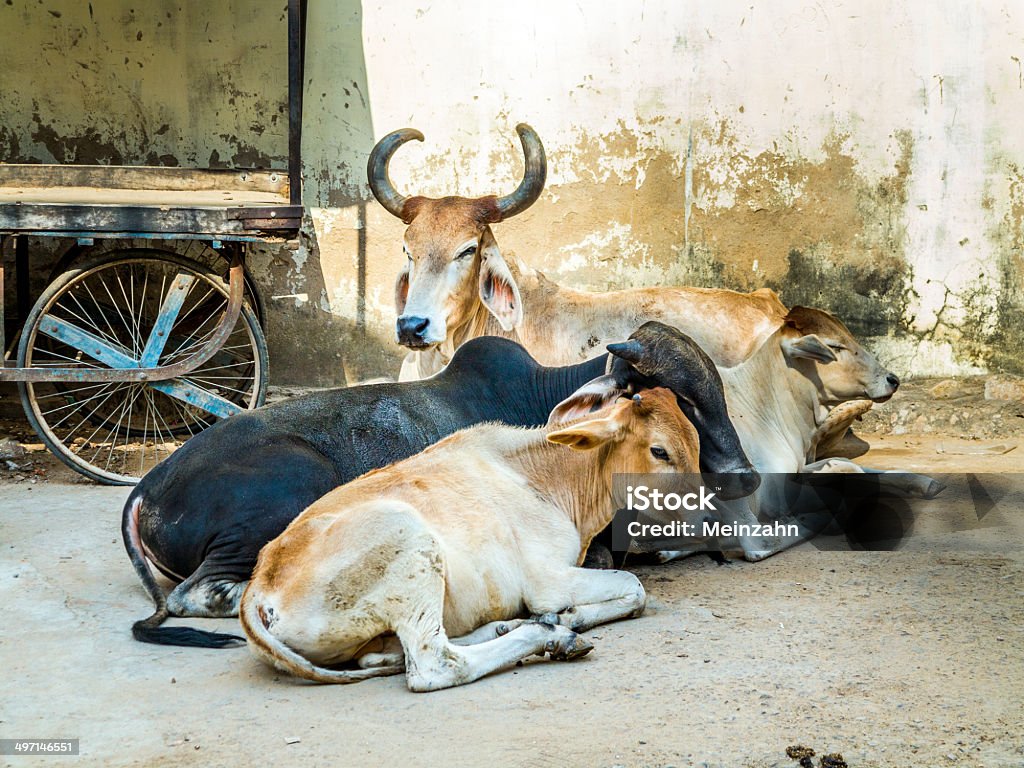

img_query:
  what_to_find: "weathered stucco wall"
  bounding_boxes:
[0,0,288,168]
[2,1,1023,385]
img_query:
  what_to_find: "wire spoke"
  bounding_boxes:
[182,377,254,398]
[138,383,151,475]
[54,291,124,352]
[90,385,135,470]
[99,272,138,354]
[118,265,143,358]
[127,264,143,357]
[32,381,111,401]
[163,313,221,361]
[76,387,139,461]
[146,387,184,447]
[111,385,147,472]
[61,284,119,346]
[39,383,125,418]
[163,327,222,365]
[161,393,200,439]
[50,382,132,438]
[27,349,104,367]
[179,356,257,375]
[78,278,126,351]
[185,373,255,381]
[166,284,217,342]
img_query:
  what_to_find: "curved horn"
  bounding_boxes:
[495,123,547,220]
[367,128,424,219]
[607,339,644,364]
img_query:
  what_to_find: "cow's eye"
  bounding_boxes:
[828,343,846,352]
[455,245,477,261]
[650,446,670,462]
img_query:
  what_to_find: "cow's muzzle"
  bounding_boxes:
[871,373,900,403]
[707,467,761,500]
[396,315,433,348]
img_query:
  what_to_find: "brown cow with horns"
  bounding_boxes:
[370,124,788,377]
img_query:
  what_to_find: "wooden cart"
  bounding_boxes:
[0,0,307,485]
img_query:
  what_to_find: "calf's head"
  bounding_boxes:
[548,321,760,500]
[368,124,546,349]
[781,306,900,404]
[547,388,700,478]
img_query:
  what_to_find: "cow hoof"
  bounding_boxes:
[533,612,560,626]
[358,651,405,669]
[559,607,586,631]
[495,619,527,636]
[655,550,691,564]
[547,631,594,661]
[923,479,947,499]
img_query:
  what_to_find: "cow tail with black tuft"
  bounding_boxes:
[121,495,244,648]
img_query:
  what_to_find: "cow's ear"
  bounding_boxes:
[395,261,410,315]
[478,228,523,331]
[547,412,623,451]
[547,375,626,426]
[782,333,837,363]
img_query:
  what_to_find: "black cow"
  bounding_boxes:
[123,325,758,648]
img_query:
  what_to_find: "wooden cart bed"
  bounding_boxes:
[0,165,302,240]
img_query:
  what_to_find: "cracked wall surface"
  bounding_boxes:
[2,0,1023,384]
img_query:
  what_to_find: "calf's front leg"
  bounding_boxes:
[399,621,592,692]
[811,399,874,460]
[449,619,529,646]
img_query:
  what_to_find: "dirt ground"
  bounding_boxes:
[1,389,1023,767]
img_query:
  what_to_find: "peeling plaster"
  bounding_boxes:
[0,1,287,169]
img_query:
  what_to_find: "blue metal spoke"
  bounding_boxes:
[37,314,138,369]
[148,379,242,420]
[139,272,196,366]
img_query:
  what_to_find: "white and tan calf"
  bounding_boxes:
[240,388,700,691]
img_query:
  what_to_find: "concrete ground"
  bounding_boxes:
[1,431,1023,768]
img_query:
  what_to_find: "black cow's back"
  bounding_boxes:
[131,336,600,582]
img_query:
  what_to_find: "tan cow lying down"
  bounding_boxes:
[241,388,697,691]
[592,309,936,563]
[367,124,789,381]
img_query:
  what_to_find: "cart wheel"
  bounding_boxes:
[17,251,268,485]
